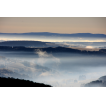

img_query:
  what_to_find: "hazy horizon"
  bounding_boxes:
[0,32,106,42]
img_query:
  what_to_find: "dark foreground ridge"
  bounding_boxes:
[0,77,52,87]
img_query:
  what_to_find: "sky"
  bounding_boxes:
[0,17,106,34]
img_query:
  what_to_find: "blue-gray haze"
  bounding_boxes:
[0,50,106,87]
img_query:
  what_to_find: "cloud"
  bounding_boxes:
[0,55,54,79]
[0,68,31,80]
[79,38,83,39]
[39,71,53,77]
[35,49,60,66]
[79,75,86,80]
[86,46,94,49]
[84,39,106,42]
[35,49,50,57]
[0,56,6,59]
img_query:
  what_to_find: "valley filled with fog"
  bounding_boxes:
[0,32,106,86]
[0,49,106,87]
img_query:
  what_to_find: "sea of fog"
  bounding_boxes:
[0,51,106,87]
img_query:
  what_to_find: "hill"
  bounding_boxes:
[83,75,106,87]
[0,46,106,56]
[99,76,106,82]
[0,77,52,87]
[0,41,49,47]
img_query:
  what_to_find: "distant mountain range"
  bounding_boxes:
[0,32,106,38]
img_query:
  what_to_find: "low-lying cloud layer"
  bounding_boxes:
[0,49,106,86]
[0,33,106,42]
[35,49,60,67]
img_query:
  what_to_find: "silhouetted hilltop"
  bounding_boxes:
[99,49,106,53]
[83,75,106,87]
[99,76,106,82]
[84,80,104,87]
[0,77,52,87]
[0,46,106,55]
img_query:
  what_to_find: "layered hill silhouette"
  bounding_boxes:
[0,41,106,48]
[0,46,106,56]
